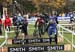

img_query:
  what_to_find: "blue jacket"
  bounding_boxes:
[17,16,24,22]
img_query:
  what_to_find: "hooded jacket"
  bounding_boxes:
[4,16,12,28]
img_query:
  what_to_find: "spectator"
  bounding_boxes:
[70,12,74,23]
[35,16,44,37]
[21,16,28,38]
[69,12,74,30]
[13,15,19,39]
[4,15,12,31]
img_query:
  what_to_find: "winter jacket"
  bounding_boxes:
[4,17,12,28]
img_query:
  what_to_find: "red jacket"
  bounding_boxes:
[36,18,44,26]
[4,17,12,28]
[0,19,2,25]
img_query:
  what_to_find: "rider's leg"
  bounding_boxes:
[15,26,19,38]
[38,26,42,38]
[15,32,19,38]
[24,28,28,38]
[8,26,10,31]
[48,27,52,44]
[54,28,57,44]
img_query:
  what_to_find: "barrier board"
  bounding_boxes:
[7,37,63,45]
[0,44,71,52]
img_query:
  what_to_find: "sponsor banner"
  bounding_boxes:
[7,37,63,44]
[8,45,64,52]
[12,38,51,44]
[0,44,71,52]
[58,17,75,20]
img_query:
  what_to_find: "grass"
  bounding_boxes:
[0,38,5,44]
[0,24,75,52]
